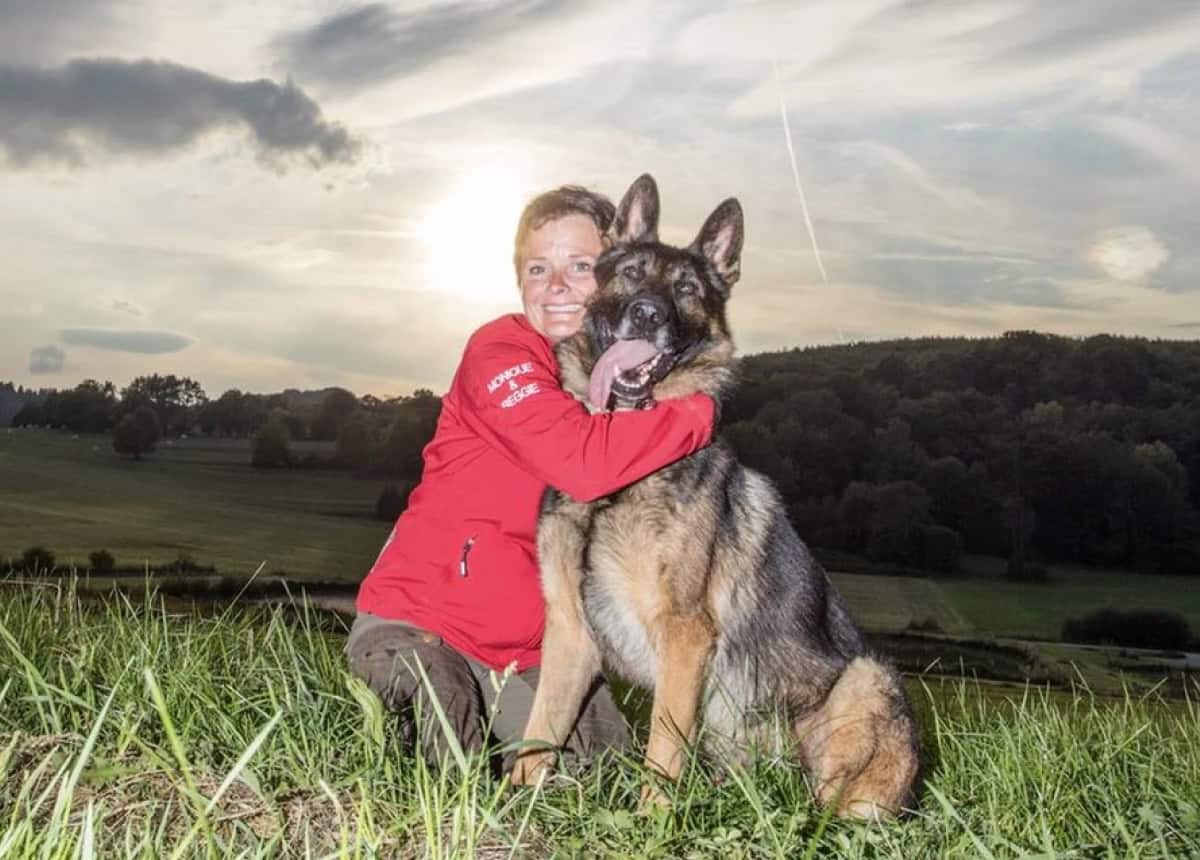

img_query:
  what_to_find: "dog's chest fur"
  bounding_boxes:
[546,466,721,688]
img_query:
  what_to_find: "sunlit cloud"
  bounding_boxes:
[1087,226,1170,283]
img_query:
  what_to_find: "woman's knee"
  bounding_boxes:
[346,618,486,758]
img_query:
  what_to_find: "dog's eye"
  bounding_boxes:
[676,280,699,297]
[621,263,641,281]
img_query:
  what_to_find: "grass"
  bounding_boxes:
[2,581,1198,857]
[0,429,390,582]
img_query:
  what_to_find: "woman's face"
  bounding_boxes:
[518,213,605,343]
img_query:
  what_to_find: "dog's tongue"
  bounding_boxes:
[588,338,659,411]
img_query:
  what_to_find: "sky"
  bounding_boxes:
[2,0,1199,398]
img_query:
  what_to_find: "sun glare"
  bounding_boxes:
[419,164,529,302]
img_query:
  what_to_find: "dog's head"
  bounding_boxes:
[583,174,743,406]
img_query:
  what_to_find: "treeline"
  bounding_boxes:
[6,373,442,487]
[7,330,1200,575]
[722,331,1200,576]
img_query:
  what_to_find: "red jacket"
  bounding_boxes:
[355,314,715,671]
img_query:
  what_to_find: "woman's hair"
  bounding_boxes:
[512,185,616,276]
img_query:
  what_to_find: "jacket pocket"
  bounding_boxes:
[445,526,544,652]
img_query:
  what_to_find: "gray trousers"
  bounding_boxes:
[346,612,630,773]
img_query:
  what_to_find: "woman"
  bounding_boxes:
[347,185,716,769]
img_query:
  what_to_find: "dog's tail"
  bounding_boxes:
[793,656,919,820]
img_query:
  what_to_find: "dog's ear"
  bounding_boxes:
[610,174,659,244]
[689,198,743,288]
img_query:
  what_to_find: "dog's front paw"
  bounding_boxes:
[509,750,555,787]
[639,782,672,811]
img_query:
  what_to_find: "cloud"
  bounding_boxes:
[29,344,65,373]
[110,299,143,317]
[0,58,361,169]
[694,0,1200,121]
[986,0,1196,66]
[0,0,118,65]
[274,0,565,93]
[61,328,193,354]
[1087,226,1170,282]
[1088,114,1200,185]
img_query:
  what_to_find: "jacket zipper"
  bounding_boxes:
[459,535,476,577]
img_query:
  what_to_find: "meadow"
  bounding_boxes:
[5,429,1200,645]
[0,429,390,583]
[1,583,1198,858]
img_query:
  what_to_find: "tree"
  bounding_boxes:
[374,393,442,478]
[252,414,292,468]
[89,550,116,574]
[722,421,797,497]
[120,374,207,435]
[864,418,928,484]
[311,388,359,441]
[836,480,933,565]
[21,546,56,573]
[112,406,161,460]
[11,401,46,427]
[336,414,373,469]
[199,389,261,437]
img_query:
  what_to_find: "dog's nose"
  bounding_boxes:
[629,298,665,329]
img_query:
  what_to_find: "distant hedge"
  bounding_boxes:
[1061,608,1193,651]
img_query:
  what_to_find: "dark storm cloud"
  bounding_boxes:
[274,0,565,92]
[30,345,66,374]
[0,58,361,168]
[61,328,192,354]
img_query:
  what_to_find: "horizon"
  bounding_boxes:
[3,1,1199,398]
[5,325,1200,401]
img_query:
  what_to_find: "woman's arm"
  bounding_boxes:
[458,339,715,502]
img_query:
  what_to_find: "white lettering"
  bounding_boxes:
[501,382,541,408]
[487,361,534,394]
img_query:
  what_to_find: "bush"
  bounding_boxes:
[170,553,202,574]
[20,545,56,573]
[1062,608,1192,651]
[252,417,292,468]
[88,549,116,574]
[112,406,161,460]
[376,482,413,522]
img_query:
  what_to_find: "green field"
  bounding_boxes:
[0,429,390,582]
[1,585,1197,857]
[5,429,1200,648]
[831,566,1200,642]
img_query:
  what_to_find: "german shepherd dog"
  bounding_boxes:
[511,175,920,819]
